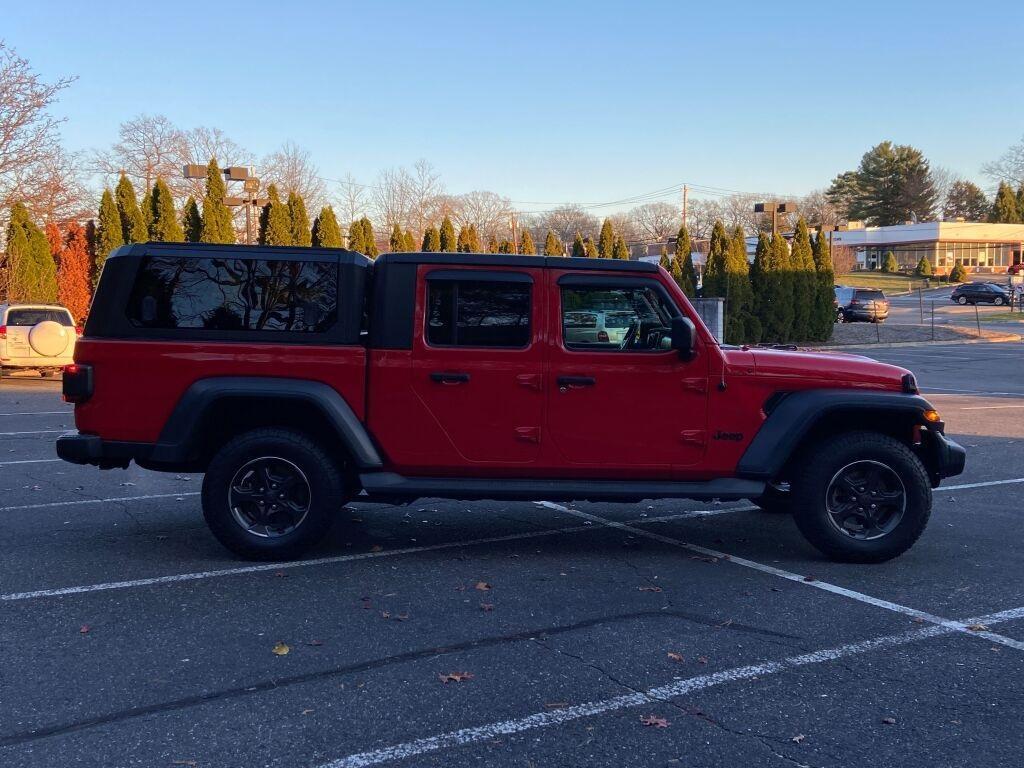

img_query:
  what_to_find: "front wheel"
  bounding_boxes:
[202,428,347,560]
[957,296,967,305]
[994,296,1005,306]
[790,431,931,563]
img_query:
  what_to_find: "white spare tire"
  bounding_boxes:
[28,321,71,357]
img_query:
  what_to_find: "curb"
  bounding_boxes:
[813,333,1022,350]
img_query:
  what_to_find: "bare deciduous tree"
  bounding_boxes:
[982,134,1024,188]
[535,204,598,243]
[797,189,840,229]
[93,113,186,193]
[628,201,678,242]
[372,166,416,231]
[336,173,369,225]
[260,141,327,212]
[684,198,722,240]
[179,126,253,199]
[453,190,513,240]
[0,42,78,225]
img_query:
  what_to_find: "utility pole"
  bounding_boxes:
[510,212,518,254]
[682,185,688,229]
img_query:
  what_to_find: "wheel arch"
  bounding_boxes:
[147,377,384,473]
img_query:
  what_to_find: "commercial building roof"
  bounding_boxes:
[831,222,1024,247]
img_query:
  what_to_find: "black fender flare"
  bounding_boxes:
[149,376,384,469]
[736,389,935,481]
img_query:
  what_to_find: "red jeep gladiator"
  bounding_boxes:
[57,243,965,563]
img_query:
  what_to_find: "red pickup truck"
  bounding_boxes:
[58,243,965,563]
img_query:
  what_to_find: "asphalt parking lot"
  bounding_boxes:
[1,340,1023,768]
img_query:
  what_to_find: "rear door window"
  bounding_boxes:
[426,278,531,348]
[6,308,74,326]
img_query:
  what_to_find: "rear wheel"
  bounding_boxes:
[994,296,1005,306]
[791,431,931,563]
[957,296,967,305]
[202,428,347,560]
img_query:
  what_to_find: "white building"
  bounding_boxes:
[830,222,1024,275]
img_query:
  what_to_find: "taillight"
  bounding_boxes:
[850,299,861,305]
[0,325,6,339]
[597,330,609,342]
[62,363,93,404]
[75,326,83,336]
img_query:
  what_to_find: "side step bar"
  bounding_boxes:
[358,472,765,503]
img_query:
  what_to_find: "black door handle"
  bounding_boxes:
[430,371,470,384]
[557,376,596,388]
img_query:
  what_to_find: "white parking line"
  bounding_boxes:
[0,458,62,467]
[0,506,754,602]
[539,502,1024,652]
[925,387,1024,396]
[960,405,1024,410]
[942,477,1024,491]
[0,411,71,417]
[320,604,1024,768]
[0,429,66,436]
[0,492,200,513]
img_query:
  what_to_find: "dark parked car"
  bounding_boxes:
[834,286,889,323]
[950,282,1010,306]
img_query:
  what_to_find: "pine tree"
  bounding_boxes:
[95,189,123,284]
[720,226,758,344]
[456,225,473,252]
[520,230,536,255]
[45,220,62,266]
[990,182,1022,224]
[702,221,729,298]
[181,196,202,242]
[58,222,93,322]
[390,223,405,252]
[659,246,671,271]
[422,226,440,252]
[403,229,418,252]
[811,230,836,342]
[287,192,311,247]
[881,251,899,273]
[750,232,772,335]
[597,218,615,259]
[612,235,630,260]
[466,225,482,252]
[115,173,147,243]
[258,185,291,246]
[32,216,57,303]
[1017,184,1024,221]
[149,178,184,242]
[915,256,933,277]
[950,262,968,282]
[5,206,58,303]
[140,188,153,236]
[669,251,684,286]
[497,239,515,254]
[200,159,235,244]
[770,232,795,341]
[486,233,499,253]
[789,218,815,342]
[357,216,378,257]
[584,237,598,258]
[439,216,457,252]
[571,232,586,258]
[674,224,691,268]
[543,230,563,256]
[311,206,343,247]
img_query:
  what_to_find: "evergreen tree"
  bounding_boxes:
[45,220,62,265]
[702,221,729,298]
[990,181,1022,224]
[658,246,671,270]
[943,180,989,221]
[95,189,123,284]
[456,225,473,252]
[422,226,440,252]
[915,256,933,277]
[724,226,758,344]
[466,225,482,253]
[669,251,685,287]
[486,233,499,253]
[680,251,697,298]
[584,237,598,258]
[390,223,405,252]
[311,206,343,247]
[674,225,691,268]
[181,196,202,242]
[357,216,378,257]
[287,192,312,246]
[612,235,630,260]
[258,185,291,246]
[597,218,615,259]
[519,229,536,255]
[149,178,184,242]
[402,229,418,252]
[497,239,515,254]
[140,188,153,235]
[114,173,147,243]
[789,218,816,342]
[881,251,899,273]
[5,204,58,303]
[750,232,773,336]
[1018,184,1024,220]
[543,230,562,256]
[826,141,936,225]
[58,222,93,322]
[771,232,795,341]
[949,262,968,282]
[200,159,235,244]
[439,216,457,252]
[571,232,586,258]
[811,230,836,342]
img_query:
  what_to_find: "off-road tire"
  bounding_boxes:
[202,428,345,560]
[791,431,931,563]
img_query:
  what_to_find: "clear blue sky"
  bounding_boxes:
[7,0,1023,210]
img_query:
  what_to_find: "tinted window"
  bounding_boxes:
[6,308,74,326]
[561,284,679,351]
[426,280,531,348]
[127,256,338,332]
[855,290,885,301]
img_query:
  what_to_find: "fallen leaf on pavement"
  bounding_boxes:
[272,642,290,656]
[301,709,314,715]
[438,671,474,683]
[667,652,684,662]
[79,625,90,634]
[640,715,670,728]
[689,555,718,564]
[638,586,662,593]
[306,640,324,646]
[803,575,817,582]
[881,717,897,725]
[791,734,805,744]
[475,581,491,591]
[967,624,989,632]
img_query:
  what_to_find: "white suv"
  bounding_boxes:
[0,304,79,377]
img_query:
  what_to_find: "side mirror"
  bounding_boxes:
[671,317,696,361]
